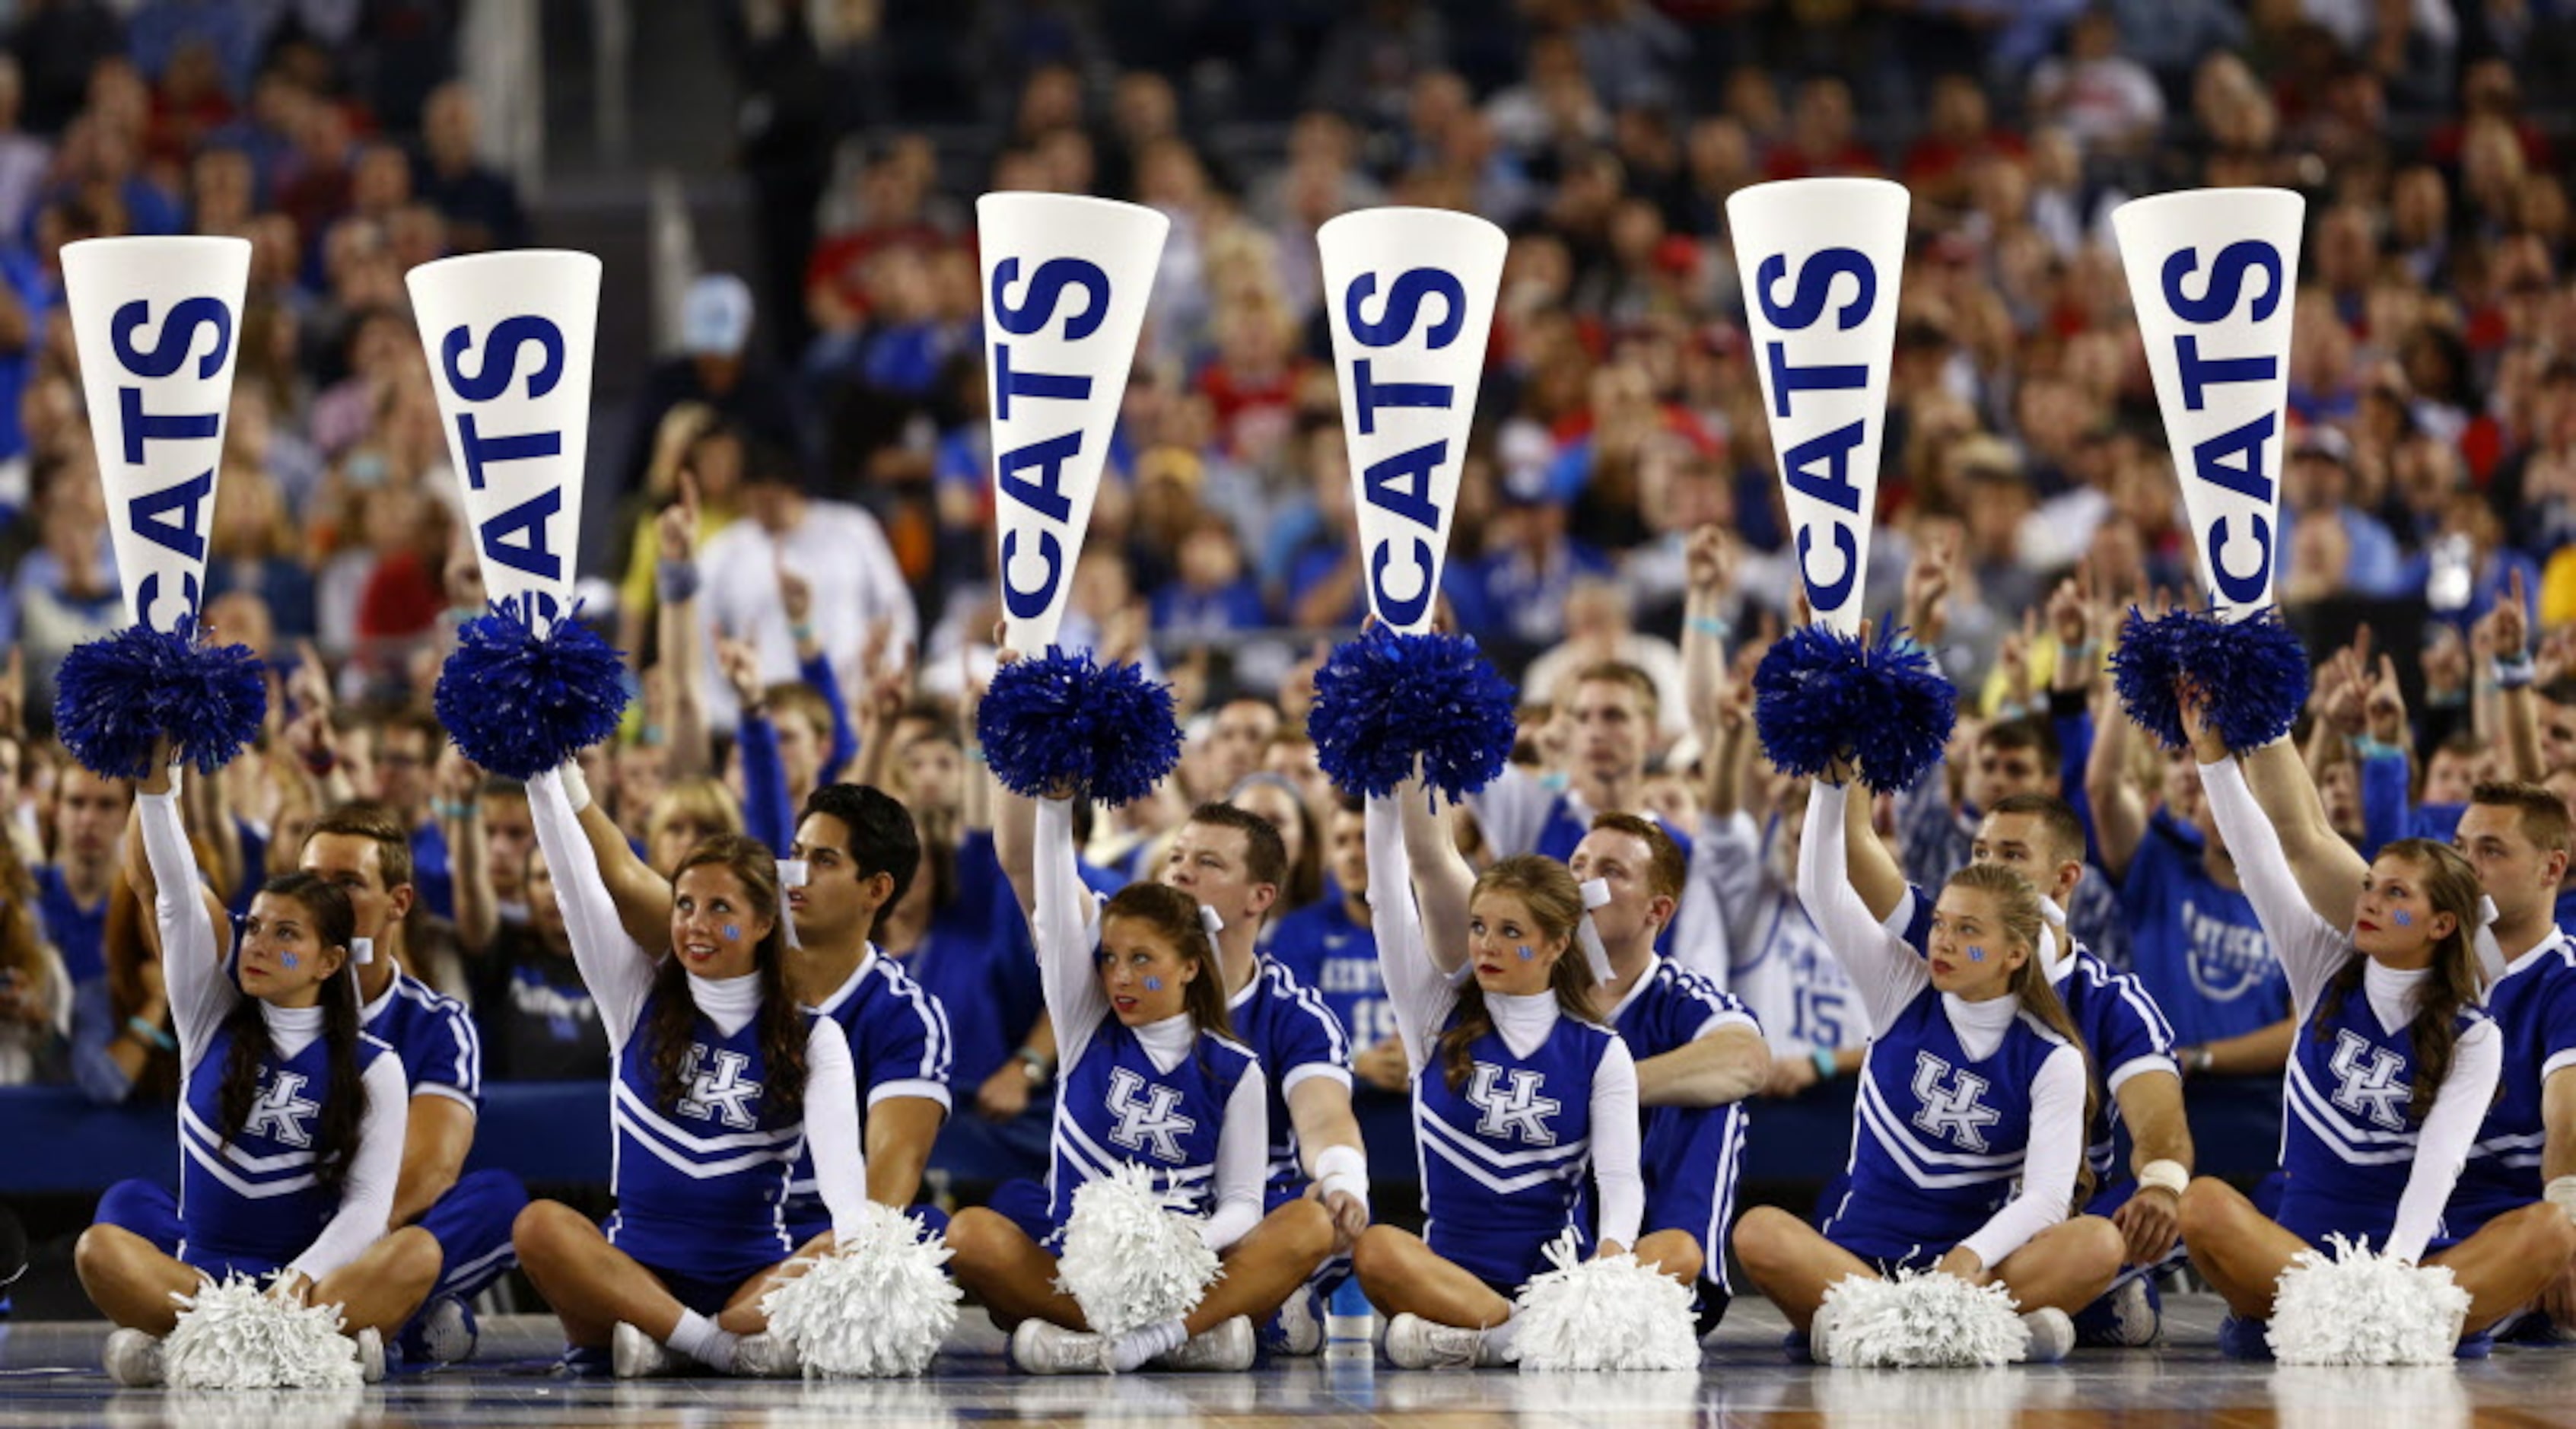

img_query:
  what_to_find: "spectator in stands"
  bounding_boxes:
[411,81,525,253]
[696,440,916,733]
[619,273,807,495]
[0,826,65,1082]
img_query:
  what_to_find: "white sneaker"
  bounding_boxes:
[2097,1278,2160,1348]
[1382,1313,1487,1370]
[730,1331,802,1378]
[1153,1316,1256,1371]
[1261,1284,1325,1357]
[415,1294,479,1364]
[2021,1307,2075,1364]
[612,1321,674,1379]
[103,1328,164,1387]
[355,1327,386,1384]
[1010,1319,1111,1375]
[1808,1303,1844,1367]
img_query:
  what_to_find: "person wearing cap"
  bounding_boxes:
[618,272,807,497]
[92,800,529,1367]
[2277,427,2409,600]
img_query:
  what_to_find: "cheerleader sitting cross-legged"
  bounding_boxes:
[1731,769,2125,1365]
[948,772,1337,1375]
[1350,777,1645,1370]
[510,762,870,1378]
[75,753,418,1386]
[2171,689,2576,1357]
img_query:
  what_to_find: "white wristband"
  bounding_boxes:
[2547,1176,2576,1226]
[2136,1159,2189,1197]
[1315,1144,1369,1205]
[559,760,593,813]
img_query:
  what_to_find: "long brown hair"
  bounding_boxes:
[1947,862,2100,1209]
[643,835,806,1123]
[0,831,46,991]
[106,868,178,1100]
[1437,856,1598,1093]
[2310,839,2485,1123]
[1100,882,1236,1042]
[217,872,368,1194]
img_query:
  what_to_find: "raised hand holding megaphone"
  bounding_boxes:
[2107,188,2310,753]
[1727,178,1952,791]
[409,249,628,780]
[974,193,1180,807]
[51,236,264,778]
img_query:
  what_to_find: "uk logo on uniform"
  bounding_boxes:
[1910,1052,2001,1152]
[2328,1030,2410,1131]
[676,1045,764,1129]
[1105,1068,1195,1162]
[243,1069,320,1147]
[1468,1064,1561,1145]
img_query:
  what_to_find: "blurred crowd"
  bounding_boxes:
[5,0,2576,1203]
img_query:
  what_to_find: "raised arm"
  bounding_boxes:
[2085,667,2151,883]
[438,751,498,955]
[2189,742,2354,1013]
[526,765,660,1044]
[1797,780,1931,1033]
[561,762,679,950]
[2486,571,2546,784]
[655,473,712,782]
[129,758,236,1065]
[2237,730,2370,934]
[1365,785,1458,1071]
[1030,794,1109,1069]
[1397,778,1474,973]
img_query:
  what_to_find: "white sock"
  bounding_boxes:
[1483,1313,1522,1364]
[668,1310,739,1372]
[1108,1316,1189,1372]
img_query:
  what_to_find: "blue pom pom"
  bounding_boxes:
[1753,622,1957,792]
[434,599,631,781]
[2113,605,2308,753]
[53,618,266,778]
[1307,627,1519,801]
[977,648,1181,807]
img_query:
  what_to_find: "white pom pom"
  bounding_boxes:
[759,1202,962,1377]
[1818,1268,2032,1367]
[2266,1235,2471,1365]
[1509,1231,1701,1372]
[162,1274,363,1389]
[1052,1163,1223,1338]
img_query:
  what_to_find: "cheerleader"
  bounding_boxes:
[1350,778,1643,1369]
[949,778,1337,1375]
[2172,695,2576,1355]
[74,756,413,1386]
[510,762,868,1378]
[1731,772,2125,1364]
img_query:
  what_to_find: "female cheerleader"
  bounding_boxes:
[948,772,1337,1375]
[1730,771,2125,1364]
[75,755,418,1385]
[1348,777,1645,1369]
[510,760,867,1378]
[2173,691,2576,1354]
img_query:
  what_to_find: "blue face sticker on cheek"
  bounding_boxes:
[723,925,741,941]
[2392,909,2413,928]
[1144,977,1163,991]
[1967,946,1987,963]
[1517,945,1535,961]
[281,951,299,970]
